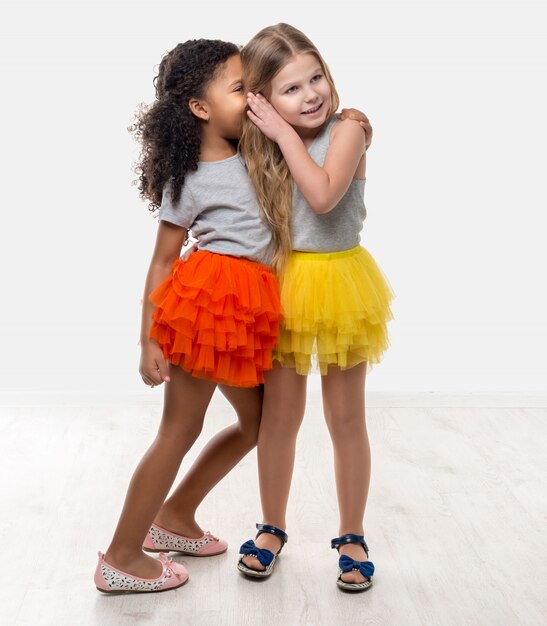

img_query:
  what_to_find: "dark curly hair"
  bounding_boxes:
[130,39,240,212]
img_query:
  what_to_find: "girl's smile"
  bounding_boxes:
[302,102,323,116]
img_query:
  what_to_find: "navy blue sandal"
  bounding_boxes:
[331,534,375,592]
[237,523,288,578]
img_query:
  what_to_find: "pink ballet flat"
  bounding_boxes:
[143,522,228,557]
[94,551,189,594]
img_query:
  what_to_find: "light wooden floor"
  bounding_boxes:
[1,391,546,626]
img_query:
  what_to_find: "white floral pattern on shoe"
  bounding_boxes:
[147,523,225,554]
[95,551,187,593]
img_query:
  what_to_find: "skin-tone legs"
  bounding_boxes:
[256,362,308,529]
[104,364,263,579]
[322,362,371,584]
[154,384,264,536]
[242,361,371,584]
[241,362,308,565]
[104,364,216,579]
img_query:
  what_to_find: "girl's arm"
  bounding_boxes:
[139,220,188,386]
[247,93,366,214]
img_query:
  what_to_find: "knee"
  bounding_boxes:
[237,418,260,449]
[157,415,204,453]
[261,404,304,439]
[325,410,366,441]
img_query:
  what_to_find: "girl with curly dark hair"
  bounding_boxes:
[94,39,284,594]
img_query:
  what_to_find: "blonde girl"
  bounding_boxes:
[237,23,394,592]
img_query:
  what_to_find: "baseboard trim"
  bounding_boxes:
[0,391,546,408]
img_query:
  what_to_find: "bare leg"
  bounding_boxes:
[321,361,371,583]
[154,384,264,536]
[103,364,216,578]
[242,362,307,570]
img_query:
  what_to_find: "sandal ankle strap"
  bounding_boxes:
[255,523,288,546]
[331,534,369,555]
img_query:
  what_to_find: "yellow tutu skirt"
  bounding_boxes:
[274,246,394,375]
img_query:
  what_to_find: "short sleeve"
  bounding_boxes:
[158,179,198,229]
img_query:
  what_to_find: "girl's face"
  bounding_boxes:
[205,54,246,139]
[268,53,332,132]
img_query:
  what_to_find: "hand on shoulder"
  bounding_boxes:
[338,108,373,150]
[331,117,368,154]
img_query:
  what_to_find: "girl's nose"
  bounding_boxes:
[303,90,318,103]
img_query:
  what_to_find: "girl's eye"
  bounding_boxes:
[286,86,298,94]
[311,74,322,82]
[234,85,244,92]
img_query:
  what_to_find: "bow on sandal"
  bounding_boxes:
[331,534,375,592]
[237,523,288,578]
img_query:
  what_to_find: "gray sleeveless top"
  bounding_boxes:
[291,115,367,252]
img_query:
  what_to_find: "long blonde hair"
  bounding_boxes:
[240,23,340,274]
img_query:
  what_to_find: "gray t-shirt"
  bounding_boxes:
[159,153,274,266]
[291,115,367,252]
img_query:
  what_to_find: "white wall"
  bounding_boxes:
[0,1,545,394]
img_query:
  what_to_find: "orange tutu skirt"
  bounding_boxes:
[149,250,281,387]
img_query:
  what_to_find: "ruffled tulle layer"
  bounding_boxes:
[274,246,394,375]
[149,251,281,387]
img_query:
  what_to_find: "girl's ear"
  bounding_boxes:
[188,98,210,121]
